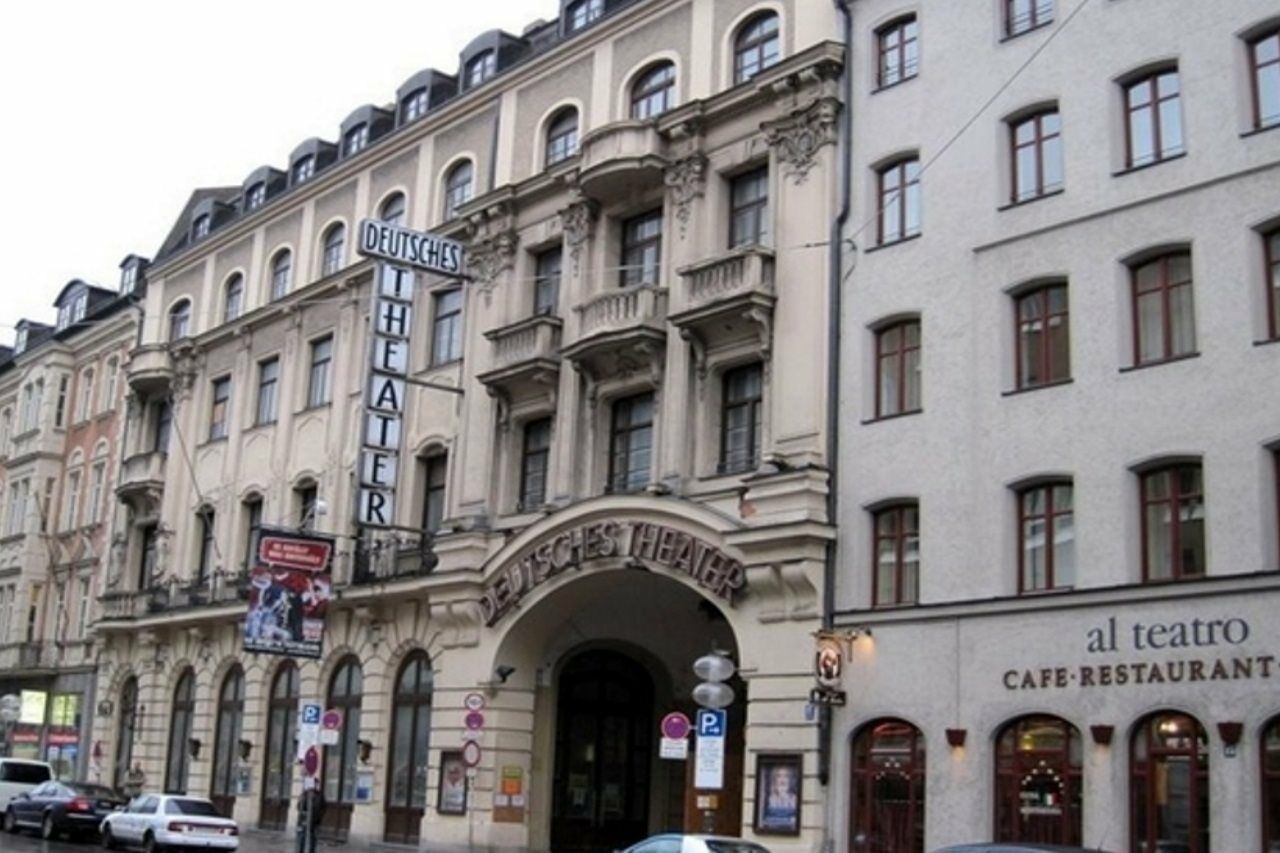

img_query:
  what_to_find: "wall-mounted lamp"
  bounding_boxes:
[1218,721,1243,757]
[1090,724,1114,746]
[238,738,253,761]
[357,738,373,765]
[494,665,516,684]
[187,737,202,759]
[945,728,967,749]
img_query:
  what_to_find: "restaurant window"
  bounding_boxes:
[995,715,1082,845]
[385,651,434,844]
[1265,228,1279,341]
[1018,482,1074,593]
[1124,69,1184,169]
[729,167,769,248]
[323,658,364,824]
[1010,110,1063,202]
[422,455,447,535]
[630,62,676,119]
[1132,251,1195,365]
[872,503,919,607]
[168,300,191,342]
[608,393,654,494]
[850,719,925,853]
[877,157,921,245]
[443,160,473,221]
[877,16,919,89]
[720,364,763,474]
[431,288,463,365]
[322,223,346,276]
[519,418,552,511]
[308,336,334,408]
[164,668,196,794]
[1015,283,1070,388]
[545,107,579,167]
[1131,711,1209,853]
[733,12,780,85]
[534,247,562,316]
[1140,462,1205,582]
[255,358,280,426]
[261,662,299,831]
[210,666,245,813]
[620,210,663,287]
[875,320,922,418]
[1005,0,1052,37]
[1250,29,1280,130]
[1263,715,1280,851]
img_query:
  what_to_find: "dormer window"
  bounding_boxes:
[56,291,88,331]
[121,264,137,295]
[402,88,429,123]
[466,51,496,88]
[14,328,27,354]
[246,183,267,211]
[293,156,315,185]
[566,0,604,32]
[193,214,211,240]
[344,124,369,157]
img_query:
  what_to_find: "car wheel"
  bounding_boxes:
[41,813,58,841]
[3,809,17,833]
[102,826,119,850]
[143,831,162,853]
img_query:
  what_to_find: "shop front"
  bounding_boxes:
[0,672,94,780]
[828,577,1280,853]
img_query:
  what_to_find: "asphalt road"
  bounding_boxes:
[0,829,296,853]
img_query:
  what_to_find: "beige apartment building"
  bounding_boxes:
[0,263,144,780]
[90,1,843,851]
[827,1,1280,852]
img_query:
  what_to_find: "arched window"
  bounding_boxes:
[850,719,925,852]
[224,273,244,323]
[111,676,138,790]
[631,62,676,119]
[322,223,346,276]
[1131,711,1209,853]
[1264,715,1280,850]
[734,12,781,84]
[271,250,292,300]
[168,300,191,342]
[545,107,580,167]
[211,666,245,814]
[323,657,363,840]
[566,0,604,32]
[380,192,407,226]
[443,161,474,220]
[261,661,299,830]
[995,715,1082,845]
[165,668,196,794]
[385,651,434,844]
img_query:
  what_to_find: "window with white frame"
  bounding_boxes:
[87,462,106,525]
[322,224,346,276]
[432,290,464,366]
[308,336,334,408]
[76,368,95,422]
[62,470,81,531]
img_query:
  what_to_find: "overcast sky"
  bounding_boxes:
[0,0,552,344]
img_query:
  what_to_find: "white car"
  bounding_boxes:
[622,835,772,853]
[0,758,53,811]
[100,794,238,852]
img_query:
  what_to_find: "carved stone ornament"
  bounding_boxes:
[559,199,598,274]
[467,230,520,304]
[664,154,707,239]
[763,97,840,185]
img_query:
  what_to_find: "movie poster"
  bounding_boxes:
[243,530,334,659]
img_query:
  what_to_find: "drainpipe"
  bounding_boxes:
[820,0,854,800]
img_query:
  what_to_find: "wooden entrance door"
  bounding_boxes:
[551,650,654,853]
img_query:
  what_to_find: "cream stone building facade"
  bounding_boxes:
[828,1,1280,852]
[89,1,843,851]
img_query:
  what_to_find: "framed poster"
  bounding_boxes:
[438,751,469,815]
[753,753,802,836]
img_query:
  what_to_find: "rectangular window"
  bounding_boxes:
[52,376,65,428]
[608,393,654,494]
[139,524,158,588]
[1141,463,1205,581]
[197,510,215,583]
[620,211,663,287]
[877,158,921,245]
[296,485,318,531]
[422,456,447,534]
[77,371,95,422]
[873,504,919,607]
[1251,30,1280,130]
[1010,111,1062,202]
[519,418,552,510]
[1019,483,1074,593]
[1266,229,1280,341]
[243,499,263,568]
[88,463,106,525]
[729,167,770,248]
[209,377,231,440]
[62,472,81,531]
[76,578,91,639]
[875,321,922,417]
[153,401,172,453]
[1125,70,1184,168]
[720,364,763,474]
[255,358,279,426]
[1005,0,1052,37]
[534,248,562,316]
[1132,252,1195,365]
[431,289,463,365]
[877,17,919,88]
[308,336,334,408]
[104,359,120,411]
[1015,284,1070,388]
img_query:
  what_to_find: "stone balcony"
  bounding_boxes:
[116,450,167,516]
[477,314,563,403]
[97,573,250,626]
[563,285,668,378]
[670,246,776,350]
[575,120,667,200]
[126,344,175,395]
[0,641,51,671]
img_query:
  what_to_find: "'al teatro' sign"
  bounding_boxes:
[479,520,748,626]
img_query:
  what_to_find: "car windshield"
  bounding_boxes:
[0,763,51,784]
[69,783,120,798]
[166,798,222,816]
[706,842,770,853]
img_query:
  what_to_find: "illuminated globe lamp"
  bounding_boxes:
[692,651,736,709]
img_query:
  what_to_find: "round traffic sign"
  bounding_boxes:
[462,740,482,768]
[464,710,485,730]
[303,746,320,776]
[464,692,486,712]
[661,711,692,740]
[321,709,343,731]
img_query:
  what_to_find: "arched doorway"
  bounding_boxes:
[321,656,362,841]
[211,666,245,817]
[994,715,1082,845]
[551,649,655,853]
[1130,710,1209,853]
[1263,715,1280,851]
[850,718,925,853]
[165,668,196,794]
[385,651,433,844]
[261,661,298,830]
[112,677,138,790]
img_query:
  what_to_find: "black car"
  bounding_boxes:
[3,780,127,840]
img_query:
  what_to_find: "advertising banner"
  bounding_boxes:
[243,529,335,659]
